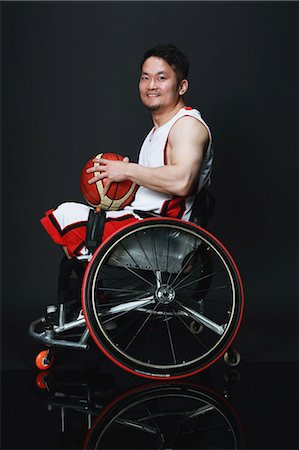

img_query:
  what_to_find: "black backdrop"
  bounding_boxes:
[1,1,297,369]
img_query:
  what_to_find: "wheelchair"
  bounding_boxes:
[29,190,244,379]
[34,370,244,450]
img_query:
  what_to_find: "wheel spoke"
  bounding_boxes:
[121,231,163,286]
[98,287,147,294]
[172,306,208,350]
[168,249,198,287]
[173,268,224,291]
[124,301,161,351]
[193,284,228,294]
[175,300,225,335]
[102,296,155,315]
[166,231,193,278]
[102,298,154,324]
[109,255,156,288]
[163,308,177,364]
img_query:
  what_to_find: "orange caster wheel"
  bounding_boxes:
[35,371,49,389]
[35,350,54,370]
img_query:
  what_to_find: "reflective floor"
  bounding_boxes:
[1,347,297,450]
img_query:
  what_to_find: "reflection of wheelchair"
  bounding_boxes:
[29,189,244,379]
[35,369,244,449]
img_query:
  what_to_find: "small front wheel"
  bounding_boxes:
[224,349,241,367]
[35,350,54,370]
[190,320,204,335]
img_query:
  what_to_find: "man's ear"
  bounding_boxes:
[179,79,189,96]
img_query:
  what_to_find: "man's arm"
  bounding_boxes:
[87,116,209,197]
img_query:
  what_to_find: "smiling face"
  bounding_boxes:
[139,56,188,114]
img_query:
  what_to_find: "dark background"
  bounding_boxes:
[1,1,297,370]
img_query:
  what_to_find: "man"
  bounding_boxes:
[41,43,213,259]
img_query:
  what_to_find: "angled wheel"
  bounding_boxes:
[82,218,244,379]
[224,349,241,367]
[35,350,54,370]
[35,371,50,390]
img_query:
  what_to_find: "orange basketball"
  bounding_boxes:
[80,152,138,210]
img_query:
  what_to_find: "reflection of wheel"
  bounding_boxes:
[35,371,50,390]
[84,383,244,450]
[82,218,244,379]
[35,350,54,370]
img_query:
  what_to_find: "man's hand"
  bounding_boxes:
[85,116,209,198]
[86,156,130,196]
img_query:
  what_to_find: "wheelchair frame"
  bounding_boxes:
[29,190,244,379]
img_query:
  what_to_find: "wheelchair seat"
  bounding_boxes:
[85,188,216,255]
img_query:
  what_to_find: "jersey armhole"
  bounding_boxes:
[163,114,212,165]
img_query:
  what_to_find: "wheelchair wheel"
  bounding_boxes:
[82,218,244,379]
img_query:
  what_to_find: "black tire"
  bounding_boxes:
[82,218,244,379]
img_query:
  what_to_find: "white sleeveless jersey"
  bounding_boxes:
[121,106,213,221]
[43,107,213,259]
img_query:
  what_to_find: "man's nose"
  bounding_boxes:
[148,78,157,89]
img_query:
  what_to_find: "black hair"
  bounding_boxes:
[141,43,189,83]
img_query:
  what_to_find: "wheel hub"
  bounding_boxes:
[155,284,175,304]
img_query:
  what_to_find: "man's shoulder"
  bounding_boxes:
[172,112,208,133]
[180,106,202,118]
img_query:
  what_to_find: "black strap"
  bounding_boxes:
[133,209,161,219]
[86,209,106,253]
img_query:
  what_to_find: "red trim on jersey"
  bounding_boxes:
[41,208,88,237]
[41,209,88,257]
[73,242,87,257]
[40,209,65,246]
[102,216,139,242]
[184,106,193,110]
[105,214,137,223]
[41,208,139,258]
[160,197,186,219]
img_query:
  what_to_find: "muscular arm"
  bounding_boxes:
[88,116,209,197]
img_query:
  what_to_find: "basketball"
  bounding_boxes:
[80,152,138,210]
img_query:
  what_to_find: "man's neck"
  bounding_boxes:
[151,101,185,129]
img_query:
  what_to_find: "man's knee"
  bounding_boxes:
[53,202,91,228]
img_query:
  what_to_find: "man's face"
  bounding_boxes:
[139,56,183,112]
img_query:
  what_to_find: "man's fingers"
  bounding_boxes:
[87,173,106,184]
[86,164,107,174]
[92,157,109,165]
[86,156,129,186]
[102,179,111,196]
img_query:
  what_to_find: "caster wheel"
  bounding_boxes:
[224,349,241,367]
[190,320,204,335]
[224,368,241,384]
[35,371,49,390]
[35,350,54,371]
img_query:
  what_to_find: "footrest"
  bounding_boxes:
[28,317,89,350]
